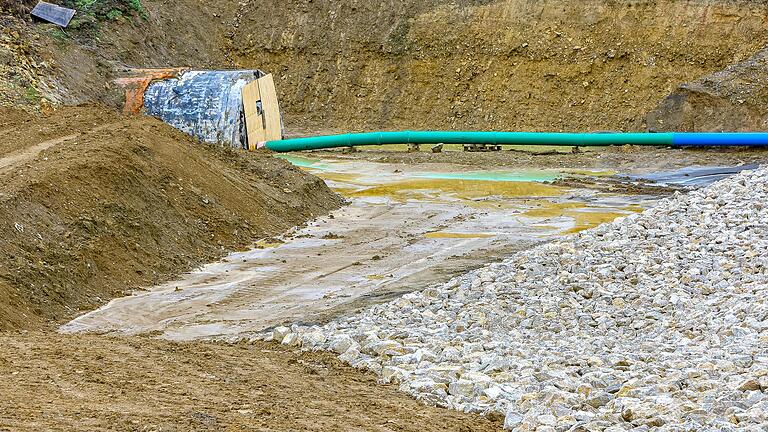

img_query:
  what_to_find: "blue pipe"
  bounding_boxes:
[673,133,768,147]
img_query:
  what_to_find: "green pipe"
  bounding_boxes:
[260,131,675,152]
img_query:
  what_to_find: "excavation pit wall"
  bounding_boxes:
[232,0,768,132]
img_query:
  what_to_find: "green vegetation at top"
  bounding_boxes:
[64,0,148,26]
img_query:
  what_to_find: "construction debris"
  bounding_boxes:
[131,70,283,149]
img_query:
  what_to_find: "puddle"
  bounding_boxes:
[63,155,662,341]
[348,178,563,201]
[276,154,329,169]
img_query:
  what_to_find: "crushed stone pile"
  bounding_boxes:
[259,166,768,431]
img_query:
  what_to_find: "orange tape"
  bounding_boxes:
[114,68,187,114]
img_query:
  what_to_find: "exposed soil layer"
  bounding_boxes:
[0,106,343,331]
[0,332,502,431]
[231,0,768,132]
[7,0,768,133]
[1,0,238,108]
[645,45,768,131]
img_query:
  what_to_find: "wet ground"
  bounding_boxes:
[62,152,760,340]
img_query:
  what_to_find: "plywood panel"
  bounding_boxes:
[242,81,265,150]
[257,74,283,142]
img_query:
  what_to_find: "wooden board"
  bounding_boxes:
[257,74,283,142]
[242,81,265,150]
[242,74,283,150]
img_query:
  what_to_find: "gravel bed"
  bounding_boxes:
[259,166,768,431]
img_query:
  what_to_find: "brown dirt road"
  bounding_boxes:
[0,332,502,432]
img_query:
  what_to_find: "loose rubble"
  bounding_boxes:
[259,167,768,431]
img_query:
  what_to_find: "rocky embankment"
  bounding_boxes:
[266,166,768,430]
[645,46,768,132]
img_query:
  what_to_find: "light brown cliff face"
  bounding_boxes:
[230,0,768,132]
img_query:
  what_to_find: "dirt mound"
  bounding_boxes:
[644,46,768,131]
[0,106,343,330]
[230,0,768,132]
[0,332,501,431]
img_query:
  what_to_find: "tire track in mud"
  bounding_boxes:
[0,133,78,171]
[0,123,117,173]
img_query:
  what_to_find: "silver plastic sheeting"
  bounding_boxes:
[31,1,76,27]
[143,70,264,148]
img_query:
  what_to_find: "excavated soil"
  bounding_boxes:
[0,0,239,107]
[4,0,768,430]
[0,106,342,330]
[7,0,768,133]
[0,332,502,431]
[231,0,768,132]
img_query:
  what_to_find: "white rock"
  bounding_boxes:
[284,166,768,429]
[447,379,476,397]
[329,335,358,354]
[272,326,290,342]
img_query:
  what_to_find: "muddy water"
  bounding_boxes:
[62,156,659,340]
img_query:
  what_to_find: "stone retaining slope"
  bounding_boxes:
[265,166,768,431]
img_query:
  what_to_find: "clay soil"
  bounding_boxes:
[0,332,502,431]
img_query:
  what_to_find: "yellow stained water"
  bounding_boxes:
[562,211,632,234]
[254,239,283,249]
[424,232,495,239]
[521,201,644,234]
[286,156,643,236]
[522,202,585,217]
[325,186,361,196]
[349,179,563,201]
[313,172,364,183]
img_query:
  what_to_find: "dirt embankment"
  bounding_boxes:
[230,0,768,132]
[0,106,343,330]
[7,0,768,133]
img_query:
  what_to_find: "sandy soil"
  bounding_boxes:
[0,332,502,431]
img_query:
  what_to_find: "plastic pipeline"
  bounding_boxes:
[260,131,768,152]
